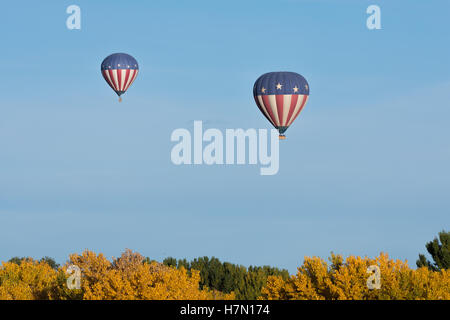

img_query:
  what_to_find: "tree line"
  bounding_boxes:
[159,256,290,299]
[1,230,448,300]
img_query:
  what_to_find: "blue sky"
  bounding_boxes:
[0,0,449,273]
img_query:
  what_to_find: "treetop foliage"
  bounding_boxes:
[1,231,449,300]
[160,256,289,299]
[262,253,450,300]
[417,230,449,271]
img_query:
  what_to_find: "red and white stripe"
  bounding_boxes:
[102,69,139,92]
[255,94,308,128]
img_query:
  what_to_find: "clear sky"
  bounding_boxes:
[0,0,449,273]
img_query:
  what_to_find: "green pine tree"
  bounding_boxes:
[416,230,449,271]
[162,255,289,299]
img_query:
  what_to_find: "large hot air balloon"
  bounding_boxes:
[101,53,139,102]
[253,72,309,139]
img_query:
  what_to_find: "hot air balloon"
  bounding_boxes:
[101,53,139,102]
[253,72,309,139]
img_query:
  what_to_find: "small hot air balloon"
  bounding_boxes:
[101,53,139,102]
[253,72,309,139]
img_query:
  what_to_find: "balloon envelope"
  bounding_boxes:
[101,53,139,97]
[253,72,309,136]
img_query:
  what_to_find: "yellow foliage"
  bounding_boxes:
[0,250,234,300]
[261,253,450,300]
[0,259,58,300]
[2,250,446,300]
[67,249,234,300]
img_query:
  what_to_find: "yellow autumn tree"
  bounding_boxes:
[66,249,234,300]
[261,253,450,300]
[0,258,58,300]
[0,250,234,300]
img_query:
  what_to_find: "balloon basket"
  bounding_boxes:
[279,135,286,140]
[118,97,122,102]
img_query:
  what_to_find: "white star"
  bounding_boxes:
[293,86,299,93]
[276,83,283,90]
[261,87,266,93]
